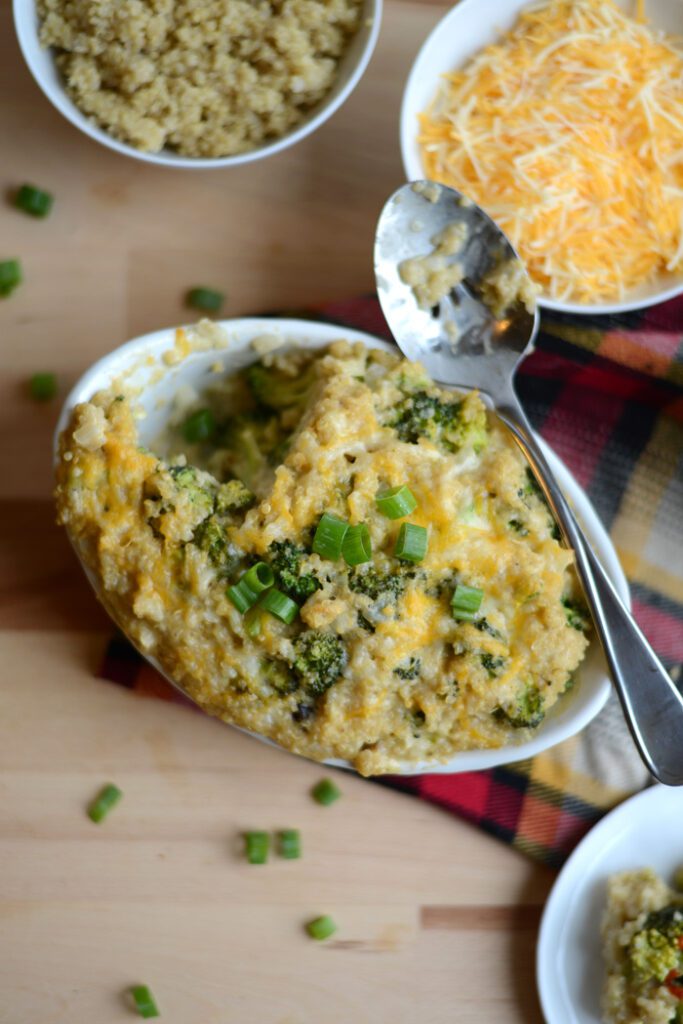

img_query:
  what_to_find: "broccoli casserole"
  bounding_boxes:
[602,867,683,1024]
[55,338,590,774]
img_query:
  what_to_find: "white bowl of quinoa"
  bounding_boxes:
[54,318,627,775]
[13,0,381,167]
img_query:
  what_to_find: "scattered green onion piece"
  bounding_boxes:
[306,915,337,941]
[312,512,348,561]
[375,485,418,519]
[259,588,299,624]
[29,372,57,401]
[451,584,484,622]
[130,985,160,1019]
[311,778,341,806]
[87,783,123,824]
[277,829,301,859]
[182,407,215,443]
[0,259,22,296]
[15,184,54,218]
[394,522,428,563]
[227,562,274,613]
[342,523,372,567]
[186,286,224,312]
[244,830,270,864]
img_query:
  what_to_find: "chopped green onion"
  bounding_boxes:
[259,588,298,624]
[277,829,301,859]
[244,606,263,639]
[451,584,484,621]
[306,915,337,941]
[29,372,57,401]
[186,286,224,312]
[130,985,160,1019]
[311,778,341,806]
[15,184,54,218]
[375,485,418,519]
[244,830,270,864]
[227,563,274,613]
[0,259,22,297]
[182,407,215,443]
[312,512,348,561]
[342,523,372,566]
[87,783,123,824]
[394,522,428,563]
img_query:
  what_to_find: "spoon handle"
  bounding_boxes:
[497,397,683,786]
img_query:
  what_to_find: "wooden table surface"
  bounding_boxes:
[0,2,556,1020]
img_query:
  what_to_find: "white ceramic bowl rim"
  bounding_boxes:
[56,317,628,774]
[13,0,382,168]
[399,0,683,315]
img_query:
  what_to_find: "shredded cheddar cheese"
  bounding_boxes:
[418,0,683,304]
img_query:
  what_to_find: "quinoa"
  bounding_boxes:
[37,0,364,157]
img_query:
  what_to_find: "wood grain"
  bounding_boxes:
[0,1,555,1020]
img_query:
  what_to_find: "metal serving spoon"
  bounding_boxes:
[375,181,683,785]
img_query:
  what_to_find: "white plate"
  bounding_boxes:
[56,317,627,775]
[537,784,683,1024]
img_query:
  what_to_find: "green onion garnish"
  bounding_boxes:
[277,829,301,859]
[15,184,54,218]
[182,407,215,443]
[451,584,484,621]
[244,606,263,639]
[186,286,224,313]
[259,588,299,624]
[311,778,341,806]
[306,915,337,941]
[227,563,275,613]
[375,485,418,519]
[29,372,57,401]
[87,783,123,824]
[245,830,270,864]
[130,985,160,1018]
[0,259,22,297]
[342,523,372,566]
[394,522,428,563]
[312,512,349,561]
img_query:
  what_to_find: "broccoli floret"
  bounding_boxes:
[391,390,487,453]
[216,416,270,490]
[481,653,506,678]
[393,657,421,680]
[562,598,590,632]
[629,905,683,983]
[268,540,321,604]
[348,568,410,603]
[493,683,545,729]
[409,709,426,734]
[246,360,317,411]
[508,517,529,536]
[291,631,347,697]
[262,658,298,696]
[169,465,214,517]
[216,479,254,515]
[192,516,240,577]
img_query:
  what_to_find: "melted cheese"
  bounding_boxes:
[418,0,683,304]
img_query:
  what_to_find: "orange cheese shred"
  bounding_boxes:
[418,0,683,304]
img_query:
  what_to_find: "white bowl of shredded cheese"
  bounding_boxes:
[400,0,683,314]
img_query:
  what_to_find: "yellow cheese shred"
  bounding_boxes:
[418,0,683,304]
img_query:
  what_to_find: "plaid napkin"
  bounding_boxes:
[99,295,683,869]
